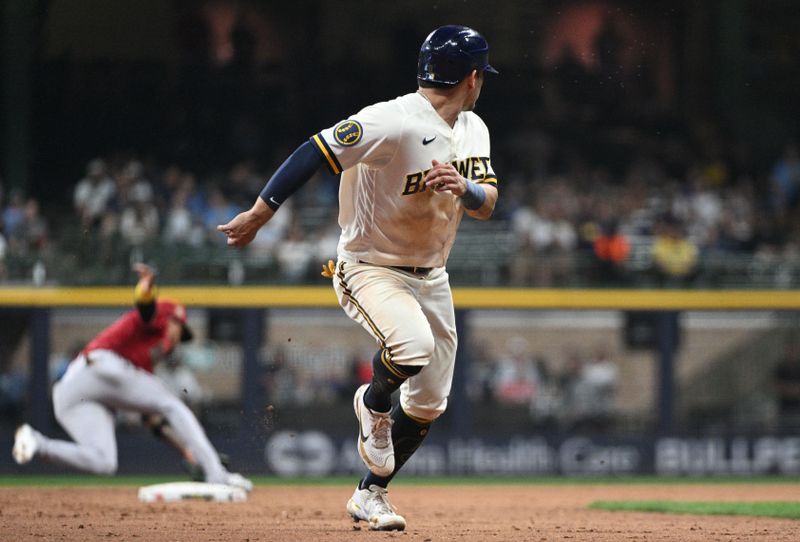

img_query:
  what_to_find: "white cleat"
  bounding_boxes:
[353,384,394,477]
[12,424,39,465]
[223,472,253,492]
[346,484,406,531]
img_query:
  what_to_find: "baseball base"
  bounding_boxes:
[138,481,247,503]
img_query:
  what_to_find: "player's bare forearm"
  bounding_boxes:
[217,197,274,247]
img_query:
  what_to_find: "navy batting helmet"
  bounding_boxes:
[417,25,499,86]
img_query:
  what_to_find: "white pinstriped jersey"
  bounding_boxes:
[311,92,497,268]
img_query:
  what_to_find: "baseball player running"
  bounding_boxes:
[218,25,498,529]
[12,263,252,492]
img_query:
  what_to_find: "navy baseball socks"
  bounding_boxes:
[359,404,433,489]
[355,349,424,477]
[349,405,430,532]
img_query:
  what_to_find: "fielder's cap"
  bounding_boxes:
[418,25,498,86]
[158,298,194,342]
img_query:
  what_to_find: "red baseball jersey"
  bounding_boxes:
[84,300,187,373]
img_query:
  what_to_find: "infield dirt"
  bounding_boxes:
[1,483,797,541]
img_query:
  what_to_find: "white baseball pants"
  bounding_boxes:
[332,260,458,421]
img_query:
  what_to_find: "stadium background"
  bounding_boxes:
[1,0,799,479]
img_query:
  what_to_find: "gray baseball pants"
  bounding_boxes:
[37,349,227,481]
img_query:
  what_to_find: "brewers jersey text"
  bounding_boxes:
[311,92,497,268]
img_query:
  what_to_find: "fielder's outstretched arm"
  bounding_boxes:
[132,262,183,359]
[133,262,158,321]
[218,140,325,247]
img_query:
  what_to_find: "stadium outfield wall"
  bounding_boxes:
[1,287,798,477]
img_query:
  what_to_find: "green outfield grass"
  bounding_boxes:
[1,474,800,487]
[590,500,800,520]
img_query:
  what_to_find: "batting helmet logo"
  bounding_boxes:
[333,120,363,146]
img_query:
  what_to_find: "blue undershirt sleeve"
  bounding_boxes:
[259,140,326,211]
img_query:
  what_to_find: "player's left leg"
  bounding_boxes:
[334,261,438,477]
[352,270,456,528]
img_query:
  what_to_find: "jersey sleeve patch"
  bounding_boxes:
[311,134,343,175]
[333,120,363,146]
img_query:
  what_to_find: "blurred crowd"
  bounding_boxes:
[254,332,620,433]
[468,336,619,432]
[1,134,798,287]
[0,182,50,283]
[0,153,343,284]
[501,139,800,288]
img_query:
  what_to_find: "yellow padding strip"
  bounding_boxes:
[2,287,798,310]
